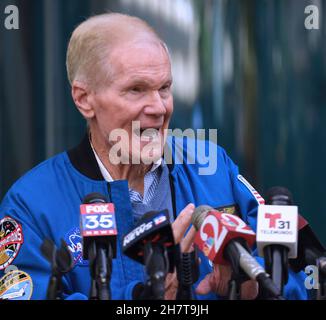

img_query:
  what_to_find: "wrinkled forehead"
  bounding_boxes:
[111,39,170,70]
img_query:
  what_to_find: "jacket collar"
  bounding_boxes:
[67,133,175,181]
[67,133,104,181]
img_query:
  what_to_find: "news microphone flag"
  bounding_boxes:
[80,194,117,259]
[256,205,298,259]
[193,207,256,265]
[122,209,176,271]
[192,205,283,298]
[80,202,117,237]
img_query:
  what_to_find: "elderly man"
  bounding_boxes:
[0,13,307,300]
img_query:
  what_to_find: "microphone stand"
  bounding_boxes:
[225,240,284,300]
[96,243,113,300]
[88,242,113,300]
[176,247,199,300]
[41,239,74,300]
[263,245,289,296]
[224,241,249,300]
[88,242,98,300]
[144,242,169,300]
[227,265,249,300]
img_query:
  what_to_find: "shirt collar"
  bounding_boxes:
[90,140,163,182]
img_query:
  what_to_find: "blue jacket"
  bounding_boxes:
[0,135,307,300]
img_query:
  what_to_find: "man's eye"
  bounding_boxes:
[159,85,171,95]
[160,84,171,92]
[130,87,144,93]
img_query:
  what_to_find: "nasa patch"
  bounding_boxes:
[64,227,88,266]
[0,217,24,270]
[0,270,33,300]
[237,175,265,205]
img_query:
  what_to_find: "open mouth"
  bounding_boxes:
[134,127,161,140]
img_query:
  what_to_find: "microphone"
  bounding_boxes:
[41,238,74,300]
[285,192,326,299]
[122,209,176,300]
[256,187,298,295]
[264,187,326,300]
[192,205,283,299]
[80,193,117,300]
[289,213,326,273]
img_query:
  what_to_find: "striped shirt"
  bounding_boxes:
[91,143,162,204]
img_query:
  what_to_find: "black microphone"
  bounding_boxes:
[122,209,176,300]
[265,187,326,299]
[288,212,326,273]
[265,186,294,206]
[284,193,326,299]
[41,238,74,300]
[80,193,117,300]
[263,186,326,271]
[260,187,297,295]
[317,257,326,299]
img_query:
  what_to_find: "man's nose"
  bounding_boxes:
[143,90,167,116]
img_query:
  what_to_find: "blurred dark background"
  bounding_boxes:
[0,0,325,242]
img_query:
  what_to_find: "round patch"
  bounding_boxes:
[64,227,88,266]
[0,270,33,300]
[0,217,24,270]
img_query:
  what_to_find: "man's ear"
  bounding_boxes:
[71,80,95,119]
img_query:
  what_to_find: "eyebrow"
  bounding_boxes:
[125,76,172,87]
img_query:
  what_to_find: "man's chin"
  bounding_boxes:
[133,150,162,165]
[129,136,164,164]
[127,144,161,164]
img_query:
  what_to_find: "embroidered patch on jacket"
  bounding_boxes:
[0,270,33,300]
[64,227,88,266]
[215,204,240,217]
[237,175,265,205]
[0,217,24,270]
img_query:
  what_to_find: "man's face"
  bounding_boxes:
[89,40,173,165]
